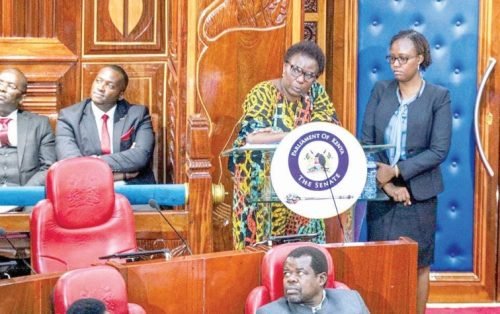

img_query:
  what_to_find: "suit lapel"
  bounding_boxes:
[113,101,129,152]
[406,85,427,148]
[378,81,400,139]
[16,111,29,168]
[82,102,102,153]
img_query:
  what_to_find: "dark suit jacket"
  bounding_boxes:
[16,110,56,186]
[256,289,370,314]
[361,80,452,200]
[56,99,155,184]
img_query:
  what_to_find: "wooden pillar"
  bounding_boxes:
[186,114,213,254]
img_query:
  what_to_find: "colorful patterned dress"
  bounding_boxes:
[229,81,340,249]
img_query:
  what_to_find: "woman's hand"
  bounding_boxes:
[376,162,397,186]
[246,127,288,144]
[382,182,412,206]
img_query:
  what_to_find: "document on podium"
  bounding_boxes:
[221,143,278,156]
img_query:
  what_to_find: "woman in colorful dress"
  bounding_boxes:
[229,41,340,249]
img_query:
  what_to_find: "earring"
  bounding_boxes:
[417,63,420,71]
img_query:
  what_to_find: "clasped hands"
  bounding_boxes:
[376,162,412,206]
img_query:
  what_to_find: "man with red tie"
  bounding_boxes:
[56,65,155,184]
[0,68,55,189]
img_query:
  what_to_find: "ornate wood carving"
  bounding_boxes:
[195,1,296,251]
[186,114,213,254]
[304,0,318,13]
[304,21,317,42]
[83,0,166,55]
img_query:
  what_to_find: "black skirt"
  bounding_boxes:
[367,197,437,268]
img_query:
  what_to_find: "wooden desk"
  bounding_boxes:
[0,238,417,313]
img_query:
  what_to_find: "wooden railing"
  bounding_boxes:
[0,238,417,313]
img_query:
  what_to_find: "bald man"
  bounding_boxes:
[0,68,55,191]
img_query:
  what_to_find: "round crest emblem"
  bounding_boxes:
[271,122,366,218]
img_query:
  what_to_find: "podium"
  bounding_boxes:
[224,144,278,244]
[224,143,395,243]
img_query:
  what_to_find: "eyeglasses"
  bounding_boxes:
[385,55,417,65]
[286,61,318,82]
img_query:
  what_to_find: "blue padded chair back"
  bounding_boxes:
[357,0,479,271]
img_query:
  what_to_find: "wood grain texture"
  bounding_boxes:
[0,239,417,314]
[83,0,166,55]
[186,115,214,254]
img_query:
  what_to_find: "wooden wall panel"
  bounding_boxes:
[0,0,56,37]
[82,0,166,55]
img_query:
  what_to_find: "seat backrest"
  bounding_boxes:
[53,265,144,314]
[262,242,336,301]
[245,242,348,314]
[30,157,137,274]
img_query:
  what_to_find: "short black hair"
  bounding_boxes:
[390,29,432,71]
[66,298,107,314]
[284,40,326,75]
[105,64,129,90]
[287,246,328,275]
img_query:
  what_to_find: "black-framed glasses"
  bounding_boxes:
[286,61,318,82]
[385,55,417,65]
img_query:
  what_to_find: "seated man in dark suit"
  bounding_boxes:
[56,65,155,184]
[257,246,370,314]
[0,68,55,212]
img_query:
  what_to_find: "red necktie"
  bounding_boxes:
[101,114,111,155]
[0,118,11,147]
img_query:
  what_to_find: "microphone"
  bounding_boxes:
[148,199,193,255]
[99,248,171,261]
[318,153,346,242]
[316,153,326,168]
[0,228,37,275]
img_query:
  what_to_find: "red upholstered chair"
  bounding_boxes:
[53,265,145,314]
[245,242,349,314]
[30,157,137,274]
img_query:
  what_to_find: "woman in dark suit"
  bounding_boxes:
[361,29,452,314]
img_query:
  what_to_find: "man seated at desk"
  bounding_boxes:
[56,65,155,184]
[0,68,55,212]
[257,246,370,314]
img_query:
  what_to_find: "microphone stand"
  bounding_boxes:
[0,228,37,275]
[318,154,346,242]
[148,199,193,255]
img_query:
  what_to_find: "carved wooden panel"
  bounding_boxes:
[166,0,187,184]
[304,21,317,42]
[193,0,298,250]
[83,0,166,55]
[197,0,294,192]
[305,0,318,13]
[0,0,56,37]
[0,63,79,118]
[81,63,167,182]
